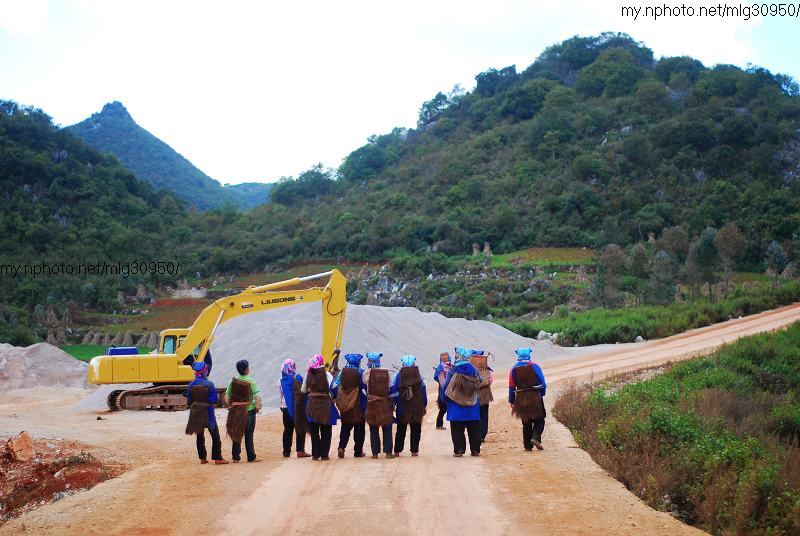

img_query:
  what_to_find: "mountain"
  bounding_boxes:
[4,32,800,343]
[68,102,271,210]
[223,181,274,210]
[190,32,799,273]
[0,100,191,343]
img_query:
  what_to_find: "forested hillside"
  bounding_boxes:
[0,101,186,343]
[3,33,800,345]
[197,33,800,273]
[69,102,271,210]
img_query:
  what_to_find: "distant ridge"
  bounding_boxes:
[68,102,271,210]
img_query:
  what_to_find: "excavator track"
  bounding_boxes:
[106,385,226,411]
[107,390,124,411]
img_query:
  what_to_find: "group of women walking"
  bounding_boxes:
[279,351,427,460]
[277,346,546,459]
[185,346,547,463]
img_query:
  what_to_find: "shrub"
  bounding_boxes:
[554,323,800,534]
[503,282,800,346]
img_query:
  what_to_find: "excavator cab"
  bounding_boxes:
[158,329,191,357]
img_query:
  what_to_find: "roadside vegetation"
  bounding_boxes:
[500,281,800,345]
[493,222,798,344]
[553,323,800,535]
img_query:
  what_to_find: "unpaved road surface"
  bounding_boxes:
[2,303,799,535]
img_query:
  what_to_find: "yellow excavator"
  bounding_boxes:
[87,270,347,410]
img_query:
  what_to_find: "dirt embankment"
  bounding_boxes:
[1,437,126,523]
[0,303,798,535]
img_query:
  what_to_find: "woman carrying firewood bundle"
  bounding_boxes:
[279,358,310,458]
[508,347,547,451]
[392,354,427,456]
[301,354,340,460]
[335,353,367,459]
[469,350,493,443]
[442,347,483,457]
[363,351,397,459]
[433,350,452,430]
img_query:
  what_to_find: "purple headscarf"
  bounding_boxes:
[281,358,296,377]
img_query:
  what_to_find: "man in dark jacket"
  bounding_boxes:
[225,359,262,463]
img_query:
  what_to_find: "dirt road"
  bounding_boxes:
[3,303,799,535]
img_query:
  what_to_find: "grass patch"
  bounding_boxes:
[498,281,800,345]
[62,345,154,362]
[490,247,596,268]
[554,323,800,535]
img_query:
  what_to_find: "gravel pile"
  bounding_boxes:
[0,343,87,390]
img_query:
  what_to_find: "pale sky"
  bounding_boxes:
[1,0,797,184]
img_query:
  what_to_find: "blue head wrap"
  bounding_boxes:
[455,346,471,359]
[400,355,416,367]
[515,347,533,360]
[344,353,363,367]
[192,361,209,377]
[366,352,383,368]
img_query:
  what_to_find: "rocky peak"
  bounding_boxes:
[99,101,133,121]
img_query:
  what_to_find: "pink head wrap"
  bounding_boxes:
[307,354,325,372]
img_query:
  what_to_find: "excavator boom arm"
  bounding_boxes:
[177,270,347,368]
[87,270,347,387]
[177,270,347,365]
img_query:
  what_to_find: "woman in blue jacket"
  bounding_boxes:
[392,354,427,456]
[301,354,340,460]
[508,348,547,451]
[279,358,310,458]
[335,353,367,458]
[442,347,482,457]
[433,350,452,430]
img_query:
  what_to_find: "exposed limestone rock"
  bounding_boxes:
[109,332,124,346]
[81,331,94,345]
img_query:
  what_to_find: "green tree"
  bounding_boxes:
[593,244,626,306]
[690,228,720,300]
[418,92,450,126]
[714,223,745,297]
[765,241,789,287]
[648,250,677,305]
[660,226,689,262]
[628,242,649,305]
[575,49,645,98]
